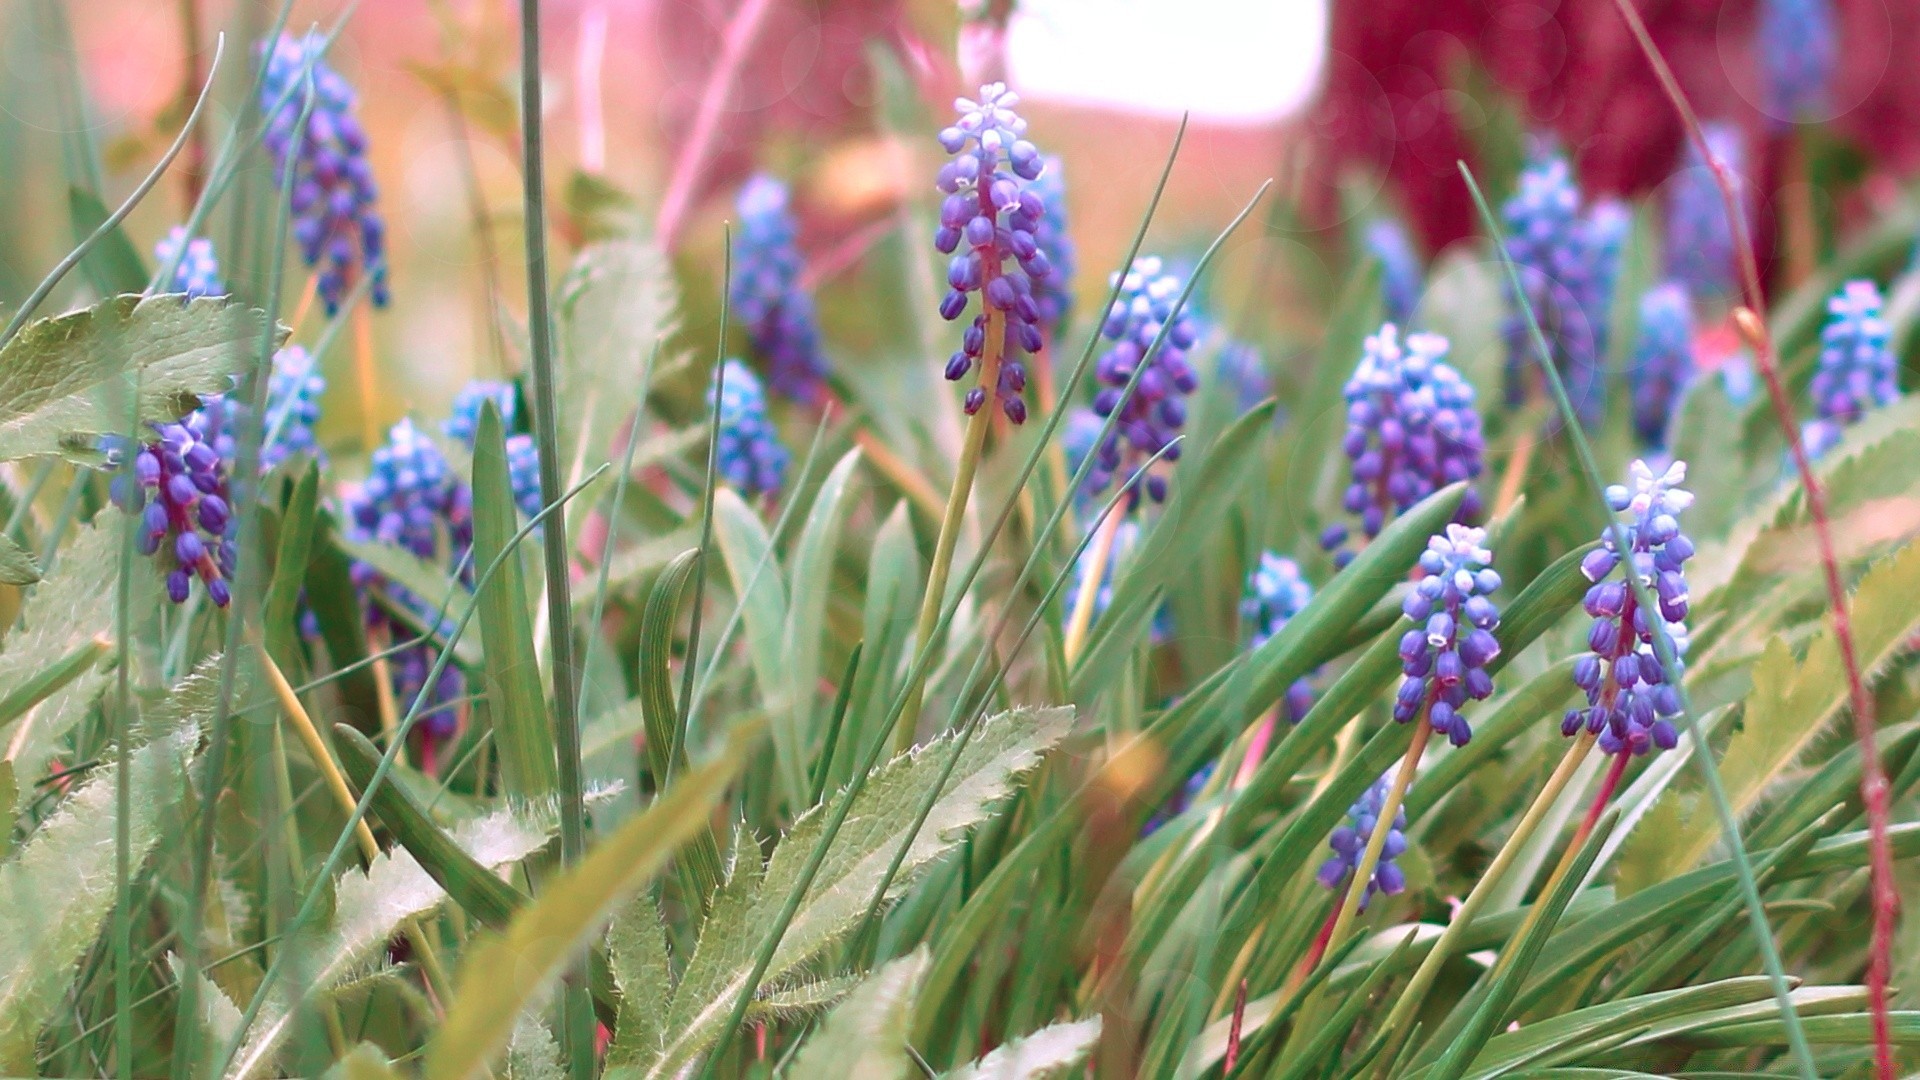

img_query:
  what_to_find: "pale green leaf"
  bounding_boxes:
[711,486,790,725]
[604,891,672,1070]
[0,294,276,464]
[336,536,481,667]
[1625,537,1920,883]
[945,1017,1102,1080]
[0,521,115,734]
[424,727,756,1080]
[780,448,863,806]
[503,1015,566,1080]
[167,952,245,1061]
[0,534,38,586]
[0,721,197,1070]
[645,706,1072,1079]
[786,949,929,1080]
[225,803,573,1079]
[555,240,678,509]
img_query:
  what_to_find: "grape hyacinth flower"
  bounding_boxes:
[1216,339,1271,415]
[1665,122,1746,300]
[505,435,544,521]
[1630,283,1696,448]
[935,82,1053,424]
[1759,0,1836,129]
[732,175,830,402]
[1364,218,1423,326]
[1804,280,1899,459]
[1030,154,1076,338]
[1565,459,1695,757]
[1501,152,1628,426]
[1243,552,1317,721]
[1320,325,1483,564]
[260,346,326,471]
[1082,257,1200,502]
[259,31,388,314]
[154,227,225,299]
[1316,773,1409,908]
[711,359,789,498]
[112,415,238,606]
[444,380,518,449]
[1393,525,1500,747]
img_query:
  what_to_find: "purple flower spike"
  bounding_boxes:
[259,32,388,314]
[1630,283,1696,448]
[1243,552,1318,721]
[113,408,238,607]
[1565,459,1694,758]
[1323,324,1483,566]
[1759,0,1836,129]
[711,359,789,498]
[1316,773,1410,909]
[154,227,226,300]
[1392,524,1500,747]
[1803,280,1898,459]
[935,83,1051,424]
[1665,122,1746,300]
[1081,256,1201,502]
[444,380,518,449]
[1364,218,1423,326]
[732,175,831,402]
[1030,155,1076,338]
[1501,149,1627,427]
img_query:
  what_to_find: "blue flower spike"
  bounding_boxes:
[1394,524,1501,748]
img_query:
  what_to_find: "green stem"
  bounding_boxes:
[895,309,1005,754]
[515,0,594,1076]
[1373,730,1596,1069]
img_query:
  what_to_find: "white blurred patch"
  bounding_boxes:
[1007,0,1327,124]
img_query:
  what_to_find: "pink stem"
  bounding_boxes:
[1609,7,1894,1075]
[576,4,608,174]
[653,0,778,252]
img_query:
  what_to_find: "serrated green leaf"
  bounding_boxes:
[423,725,755,1080]
[0,719,197,1070]
[67,187,148,296]
[711,486,789,722]
[604,891,672,1070]
[645,706,1071,1079]
[226,800,574,1079]
[946,1017,1102,1079]
[0,294,275,464]
[471,401,556,798]
[786,949,928,1080]
[503,1015,566,1080]
[782,448,863,807]
[1627,537,1920,883]
[0,520,114,751]
[555,240,678,533]
[0,533,38,585]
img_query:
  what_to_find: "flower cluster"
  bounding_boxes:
[1759,0,1836,128]
[712,360,789,498]
[259,31,388,314]
[1502,152,1628,426]
[346,419,475,740]
[1316,773,1408,908]
[1804,280,1899,458]
[1665,123,1745,300]
[936,82,1052,423]
[260,346,326,471]
[444,380,518,449]
[1082,257,1200,502]
[112,414,237,606]
[1243,552,1317,721]
[505,435,543,521]
[1320,325,1483,563]
[154,227,225,299]
[1216,339,1271,414]
[1564,460,1694,757]
[1394,525,1500,747]
[732,175,830,402]
[1364,218,1423,326]
[1630,283,1696,448]
[1029,155,1076,337]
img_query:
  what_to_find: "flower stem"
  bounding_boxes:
[1372,730,1596,1067]
[352,302,380,453]
[1324,718,1431,956]
[1062,499,1125,665]
[894,309,1005,754]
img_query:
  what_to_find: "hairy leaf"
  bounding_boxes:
[0,722,197,1070]
[503,1015,566,1080]
[0,534,38,586]
[604,891,672,1070]
[947,1017,1103,1080]
[555,240,678,516]
[644,706,1072,1078]
[0,294,275,465]
[786,949,928,1080]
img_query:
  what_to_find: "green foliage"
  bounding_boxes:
[784,949,927,1080]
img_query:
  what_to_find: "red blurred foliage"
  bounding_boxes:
[1314,0,1920,256]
